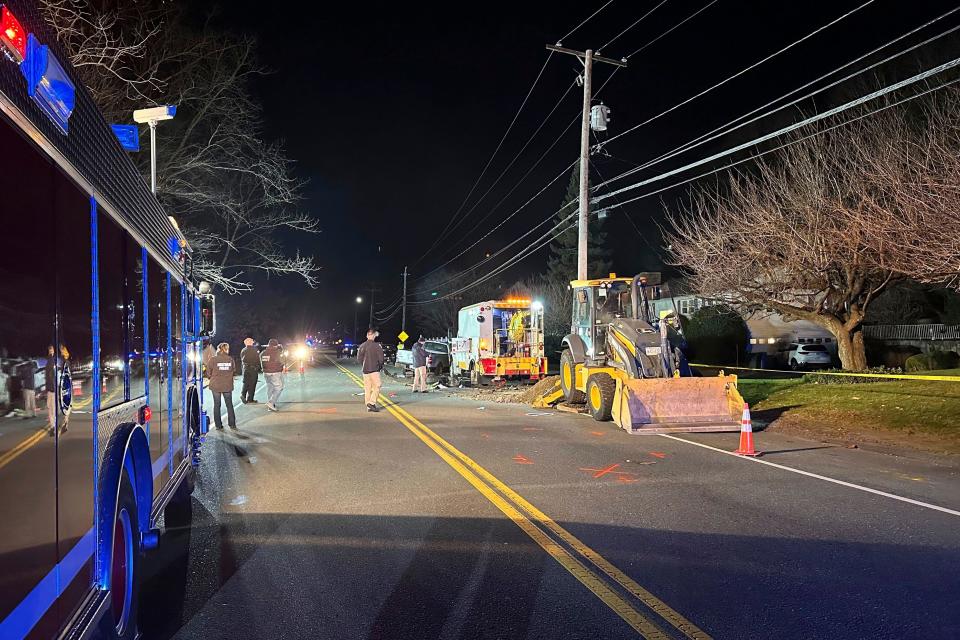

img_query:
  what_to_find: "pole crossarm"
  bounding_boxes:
[546,45,628,67]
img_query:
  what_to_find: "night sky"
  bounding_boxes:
[211,0,960,339]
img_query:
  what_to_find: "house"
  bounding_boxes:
[649,279,836,368]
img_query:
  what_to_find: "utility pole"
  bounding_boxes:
[546,44,626,280]
[401,266,409,334]
[368,284,381,329]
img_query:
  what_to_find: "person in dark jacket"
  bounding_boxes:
[208,342,237,430]
[45,346,57,431]
[412,337,428,393]
[261,338,286,412]
[239,337,261,403]
[357,329,384,412]
[20,359,37,418]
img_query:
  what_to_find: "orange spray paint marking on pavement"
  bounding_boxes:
[590,431,605,437]
[649,452,667,459]
[588,463,620,478]
[513,454,534,465]
[579,464,641,481]
[617,475,640,484]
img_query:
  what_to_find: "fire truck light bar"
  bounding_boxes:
[0,5,26,63]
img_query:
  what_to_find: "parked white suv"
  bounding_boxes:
[787,343,832,370]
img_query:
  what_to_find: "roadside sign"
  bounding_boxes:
[398,343,405,350]
[398,330,409,343]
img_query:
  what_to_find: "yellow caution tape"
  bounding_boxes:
[689,363,960,382]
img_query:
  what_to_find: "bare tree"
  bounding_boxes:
[667,119,900,369]
[854,91,960,290]
[668,90,960,369]
[40,0,167,112]
[41,0,320,293]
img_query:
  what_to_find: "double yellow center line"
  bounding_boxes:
[331,359,710,640]
[0,429,47,471]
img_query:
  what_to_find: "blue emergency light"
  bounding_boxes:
[111,124,140,151]
[20,33,75,134]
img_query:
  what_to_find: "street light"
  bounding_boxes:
[133,105,176,194]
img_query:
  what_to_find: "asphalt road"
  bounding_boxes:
[140,354,960,640]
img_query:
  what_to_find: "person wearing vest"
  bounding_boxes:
[240,337,262,403]
[261,338,286,411]
[208,342,237,430]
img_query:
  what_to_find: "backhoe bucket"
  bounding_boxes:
[612,375,745,434]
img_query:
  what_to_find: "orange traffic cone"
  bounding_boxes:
[734,403,761,457]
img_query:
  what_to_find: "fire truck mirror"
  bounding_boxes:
[199,293,216,337]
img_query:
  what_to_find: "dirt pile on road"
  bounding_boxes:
[520,376,560,405]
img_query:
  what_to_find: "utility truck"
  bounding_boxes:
[451,299,547,385]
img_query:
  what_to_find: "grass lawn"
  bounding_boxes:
[736,375,960,454]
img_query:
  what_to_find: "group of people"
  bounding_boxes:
[204,330,433,426]
[204,337,287,430]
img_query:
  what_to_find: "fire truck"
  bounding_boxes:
[450,298,548,385]
[0,4,212,638]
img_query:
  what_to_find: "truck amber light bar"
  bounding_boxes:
[0,6,26,63]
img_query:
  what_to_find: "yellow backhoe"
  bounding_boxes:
[559,274,745,433]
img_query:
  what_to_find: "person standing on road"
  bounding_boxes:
[20,359,37,419]
[208,342,237,430]
[357,329,384,412]
[240,337,261,403]
[412,336,428,394]
[261,338,286,412]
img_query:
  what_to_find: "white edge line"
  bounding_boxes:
[659,434,960,517]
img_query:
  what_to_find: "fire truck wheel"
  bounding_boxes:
[96,472,141,640]
[586,373,615,422]
[560,350,585,404]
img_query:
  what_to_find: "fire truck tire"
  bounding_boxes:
[96,472,141,640]
[586,373,615,422]
[560,350,585,404]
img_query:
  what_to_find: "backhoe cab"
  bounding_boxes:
[560,274,745,433]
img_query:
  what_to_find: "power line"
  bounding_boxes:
[558,0,617,44]
[593,54,960,204]
[601,0,876,149]
[598,0,671,53]
[421,0,622,264]
[414,68,623,287]
[626,0,720,59]
[601,75,960,215]
[409,67,960,307]
[601,9,960,188]
[421,51,556,261]
[427,79,579,256]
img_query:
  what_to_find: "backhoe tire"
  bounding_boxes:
[560,350,585,404]
[586,373,615,422]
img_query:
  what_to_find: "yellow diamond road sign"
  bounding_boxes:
[398,330,409,343]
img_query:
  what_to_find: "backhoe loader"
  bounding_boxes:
[559,274,745,433]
